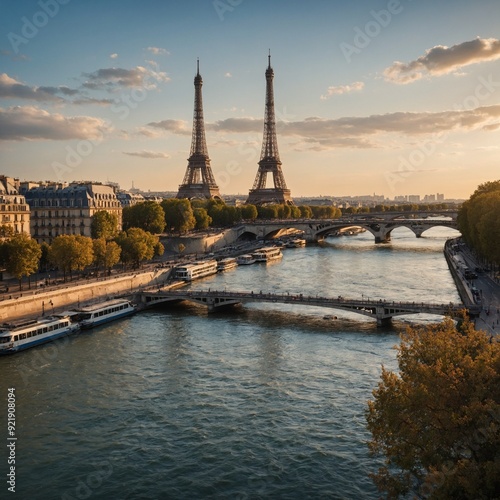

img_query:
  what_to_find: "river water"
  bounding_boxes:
[1,227,461,499]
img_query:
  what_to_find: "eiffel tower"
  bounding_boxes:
[177,60,221,200]
[246,53,293,206]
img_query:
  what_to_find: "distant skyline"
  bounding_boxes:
[1,0,500,199]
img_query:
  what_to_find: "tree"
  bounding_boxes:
[458,180,500,266]
[298,205,313,218]
[49,235,94,281]
[0,224,14,239]
[122,201,166,234]
[93,238,121,276]
[193,207,212,230]
[115,228,163,268]
[240,204,258,221]
[161,198,196,234]
[3,234,41,290]
[90,210,119,240]
[366,316,500,499]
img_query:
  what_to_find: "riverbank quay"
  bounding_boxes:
[0,267,173,323]
[444,238,500,335]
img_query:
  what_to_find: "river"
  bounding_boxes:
[1,227,461,499]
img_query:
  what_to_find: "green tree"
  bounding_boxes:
[458,180,500,266]
[161,198,196,234]
[90,210,119,240]
[49,235,94,281]
[240,204,258,221]
[366,316,500,499]
[116,228,163,268]
[93,238,121,276]
[3,234,41,290]
[39,242,50,272]
[193,207,212,230]
[298,205,312,218]
[122,201,166,234]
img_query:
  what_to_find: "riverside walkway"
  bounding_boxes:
[139,288,480,326]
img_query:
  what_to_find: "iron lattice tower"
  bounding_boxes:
[246,53,293,206]
[177,60,221,200]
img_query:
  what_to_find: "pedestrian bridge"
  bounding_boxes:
[139,288,479,326]
[236,211,459,243]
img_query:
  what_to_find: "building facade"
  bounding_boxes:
[22,182,122,244]
[0,176,30,238]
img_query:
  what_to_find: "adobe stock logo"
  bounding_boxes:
[7,0,71,54]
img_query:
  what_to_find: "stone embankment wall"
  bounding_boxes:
[161,228,238,254]
[0,268,172,323]
[444,239,475,306]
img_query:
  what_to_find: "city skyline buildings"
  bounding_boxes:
[1,0,500,200]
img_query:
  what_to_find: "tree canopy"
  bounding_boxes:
[366,316,500,499]
[161,198,196,234]
[49,235,94,281]
[2,234,41,289]
[115,228,164,268]
[90,210,119,240]
[122,201,166,234]
[458,180,500,266]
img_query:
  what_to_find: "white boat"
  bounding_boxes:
[286,238,306,248]
[0,315,80,355]
[77,299,136,329]
[236,254,256,265]
[217,257,238,272]
[252,246,283,263]
[175,260,218,281]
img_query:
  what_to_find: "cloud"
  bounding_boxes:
[320,81,364,100]
[0,105,111,141]
[146,47,170,56]
[146,119,190,135]
[225,72,232,78]
[82,66,170,91]
[207,117,262,133]
[384,37,500,84]
[122,150,170,159]
[0,49,29,61]
[203,105,500,150]
[110,53,118,59]
[0,73,65,102]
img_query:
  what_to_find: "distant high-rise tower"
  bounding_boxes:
[177,60,221,200]
[246,53,293,206]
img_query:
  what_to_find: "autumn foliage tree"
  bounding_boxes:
[115,228,164,268]
[366,316,500,499]
[90,210,119,240]
[49,235,94,281]
[2,234,41,290]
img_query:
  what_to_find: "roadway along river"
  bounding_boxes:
[1,227,461,499]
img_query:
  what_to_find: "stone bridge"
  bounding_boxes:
[139,287,478,327]
[235,211,459,243]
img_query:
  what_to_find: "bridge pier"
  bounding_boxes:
[376,316,393,327]
[375,234,391,244]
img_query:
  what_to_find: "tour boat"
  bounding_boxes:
[286,238,306,248]
[175,260,218,281]
[0,315,80,355]
[252,246,283,263]
[217,257,238,272]
[236,254,256,265]
[77,299,137,329]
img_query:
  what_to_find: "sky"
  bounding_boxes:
[1,0,500,199]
